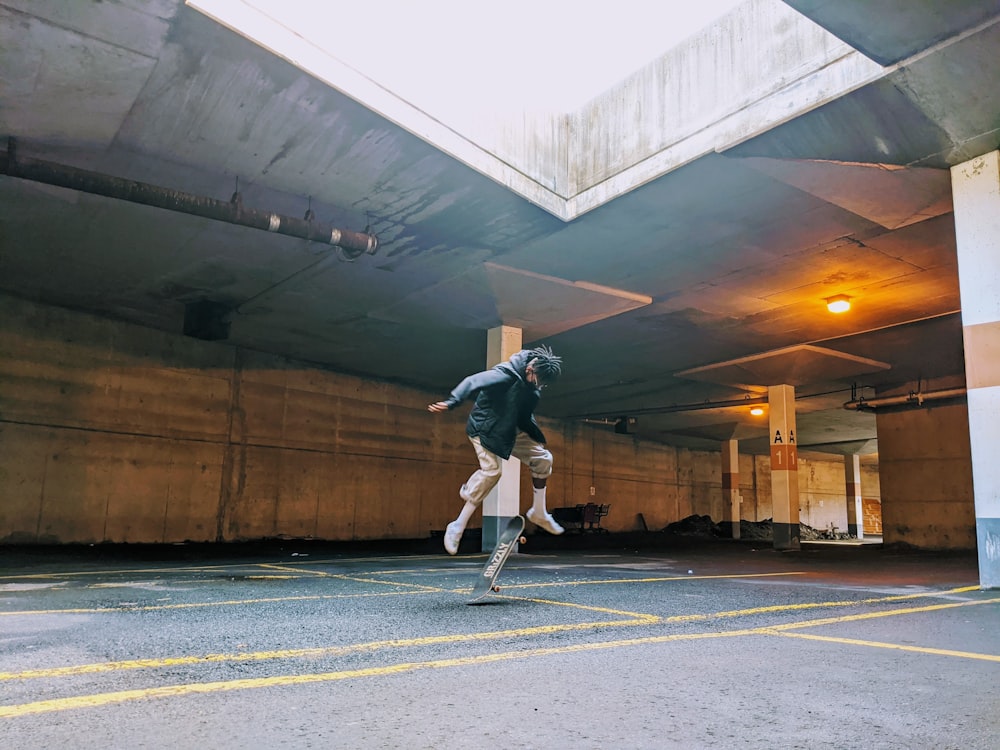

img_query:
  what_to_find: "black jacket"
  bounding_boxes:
[444,350,547,459]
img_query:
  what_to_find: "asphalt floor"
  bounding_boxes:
[1,535,997,749]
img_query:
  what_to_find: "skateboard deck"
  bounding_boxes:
[467,515,526,604]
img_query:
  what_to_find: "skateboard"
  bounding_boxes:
[467,515,527,604]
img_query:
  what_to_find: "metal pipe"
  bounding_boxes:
[843,388,966,411]
[1,141,378,258]
[575,395,768,420]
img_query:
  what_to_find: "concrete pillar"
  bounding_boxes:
[845,454,864,539]
[768,384,800,550]
[722,439,741,539]
[481,325,523,550]
[951,150,1000,589]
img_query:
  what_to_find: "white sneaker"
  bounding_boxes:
[527,508,564,535]
[444,521,464,555]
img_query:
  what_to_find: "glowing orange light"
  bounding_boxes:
[826,294,851,313]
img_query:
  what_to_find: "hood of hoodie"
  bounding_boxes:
[505,350,533,380]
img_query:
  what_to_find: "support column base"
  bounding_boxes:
[976,518,1000,589]
[773,523,800,551]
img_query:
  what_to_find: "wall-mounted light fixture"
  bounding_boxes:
[749,406,764,416]
[826,294,851,313]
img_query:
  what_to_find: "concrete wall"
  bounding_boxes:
[0,295,692,544]
[0,294,466,544]
[0,294,899,546]
[797,457,880,534]
[876,401,976,549]
[744,453,880,535]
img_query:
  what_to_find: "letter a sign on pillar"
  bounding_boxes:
[768,384,800,550]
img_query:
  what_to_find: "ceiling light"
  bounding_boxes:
[826,294,851,313]
[749,406,764,416]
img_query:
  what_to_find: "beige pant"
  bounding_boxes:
[460,434,553,507]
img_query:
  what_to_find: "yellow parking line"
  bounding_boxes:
[500,571,807,589]
[258,563,445,593]
[0,617,651,682]
[0,590,437,616]
[0,630,760,718]
[0,554,457,581]
[0,563,266,580]
[5,589,989,681]
[0,570,800,617]
[767,629,1000,662]
[12,594,995,719]
[508,595,660,621]
[663,586,982,623]
[766,596,998,631]
[3,591,996,717]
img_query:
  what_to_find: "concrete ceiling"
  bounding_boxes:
[2,0,998,458]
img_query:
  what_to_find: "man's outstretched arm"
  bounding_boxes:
[427,368,511,412]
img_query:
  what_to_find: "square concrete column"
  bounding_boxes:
[951,150,1000,589]
[845,454,864,539]
[481,325,522,550]
[722,439,741,539]
[768,384,800,550]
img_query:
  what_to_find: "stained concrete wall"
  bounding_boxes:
[876,401,976,549]
[0,294,451,544]
[745,453,880,535]
[797,457,879,535]
[1,294,890,546]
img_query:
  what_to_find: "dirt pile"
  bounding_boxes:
[663,515,848,541]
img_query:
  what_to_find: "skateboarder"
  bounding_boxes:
[428,345,565,554]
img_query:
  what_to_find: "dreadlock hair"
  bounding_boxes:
[527,345,562,384]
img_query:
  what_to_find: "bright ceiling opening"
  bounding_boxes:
[190,0,745,116]
[187,0,878,220]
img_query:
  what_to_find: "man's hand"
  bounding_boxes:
[427,401,450,413]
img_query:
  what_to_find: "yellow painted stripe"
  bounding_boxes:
[258,564,446,592]
[0,570,805,617]
[4,594,997,715]
[0,618,651,681]
[0,553,463,581]
[0,555,464,581]
[509,595,660,621]
[767,596,998,631]
[501,571,808,589]
[0,590,438,616]
[0,629,760,718]
[662,586,981,623]
[770,629,1000,662]
[7,589,989,682]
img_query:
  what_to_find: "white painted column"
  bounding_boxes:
[722,439,741,539]
[768,384,800,550]
[845,454,864,540]
[951,150,1000,589]
[482,325,523,550]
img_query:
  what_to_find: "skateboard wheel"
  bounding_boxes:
[519,536,527,544]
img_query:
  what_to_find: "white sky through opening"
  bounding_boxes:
[219,0,746,115]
